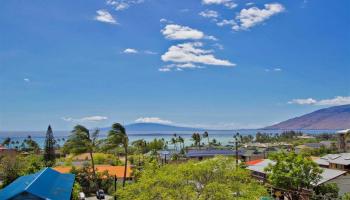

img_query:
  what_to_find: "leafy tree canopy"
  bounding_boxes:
[118,156,267,200]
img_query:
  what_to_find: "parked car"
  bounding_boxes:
[96,189,105,200]
[78,192,86,200]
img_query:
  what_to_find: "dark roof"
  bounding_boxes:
[0,168,75,200]
[186,149,244,157]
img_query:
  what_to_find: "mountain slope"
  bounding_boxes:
[264,104,350,129]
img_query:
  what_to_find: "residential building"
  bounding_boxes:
[0,168,75,200]
[54,165,133,180]
[246,159,350,196]
[337,129,350,152]
[314,153,350,171]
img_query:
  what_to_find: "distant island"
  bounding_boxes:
[101,123,205,132]
[264,104,350,130]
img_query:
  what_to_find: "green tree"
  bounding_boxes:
[63,125,99,185]
[0,156,23,186]
[22,135,40,153]
[265,152,323,199]
[202,131,210,147]
[1,137,11,148]
[312,183,339,200]
[118,156,267,200]
[132,139,147,167]
[44,125,56,167]
[191,133,201,149]
[106,123,129,187]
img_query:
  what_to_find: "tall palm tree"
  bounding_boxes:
[171,137,177,151]
[107,123,129,187]
[1,137,11,148]
[177,136,184,150]
[64,125,99,184]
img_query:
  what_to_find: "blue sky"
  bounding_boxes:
[0,0,349,131]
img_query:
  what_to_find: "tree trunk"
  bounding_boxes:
[122,145,128,187]
[89,151,98,189]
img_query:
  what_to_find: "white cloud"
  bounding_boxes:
[233,3,285,30]
[159,63,203,72]
[106,0,144,11]
[199,10,219,18]
[62,116,108,123]
[95,9,117,24]
[288,98,317,105]
[144,50,157,55]
[246,2,254,6]
[161,24,205,40]
[202,0,237,9]
[216,19,236,27]
[24,78,30,82]
[123,48,138,54]
[135,117,172,124]
[161,42,235,68]
[288,96,350,106]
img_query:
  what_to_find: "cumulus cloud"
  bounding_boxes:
[95,9,117,24]
[159,63,203,72]
[161,24,205,40]
[202,0,237,9]
[123,48,138,54]
[288,96,350,106]
[199,10,219,18]
[216,19,236,27]
[62,116,108,123]
[233,3,285,30]
[106,0,144,11]
[135,117,172,124]
[161,42,235,70]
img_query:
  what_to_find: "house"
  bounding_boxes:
[0,168,75,200]
[54,165,133,180]
[0,145,16,158]
[246,159,350,196]
[314,153,350,171]
[185,149,244,160]
[337,129,350,152]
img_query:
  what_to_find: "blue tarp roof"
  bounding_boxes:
[0,167,75,200]
[186,149,244,157]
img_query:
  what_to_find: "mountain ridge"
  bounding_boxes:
[264,104,350,130]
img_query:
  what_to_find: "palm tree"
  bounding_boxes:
[107,123,129,187]
[64,125,99,185]
[202,131,210,147]
[177,136,184,150]
[132,139,146,167]
[191,133,201,149]
[171,137,177,151]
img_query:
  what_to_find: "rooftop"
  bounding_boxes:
[0,168,75,200]
[54,165,133,178]
[315,153,350,166]
[246,159,347,186]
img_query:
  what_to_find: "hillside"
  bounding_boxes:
[264,104,350,130]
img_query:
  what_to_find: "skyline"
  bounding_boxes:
[0,0,349,131]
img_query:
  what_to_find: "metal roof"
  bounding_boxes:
[320,153,350,165]
[246,159,347,186]
[0,167,75,200]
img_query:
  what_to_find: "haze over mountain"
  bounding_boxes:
[264,104,350,130]
[103,123,204,132]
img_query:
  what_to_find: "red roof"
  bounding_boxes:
[245,159,263,166]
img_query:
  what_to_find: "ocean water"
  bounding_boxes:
[0,129,337,148]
